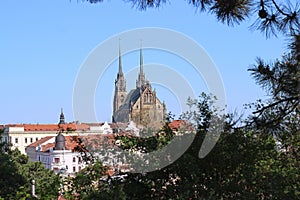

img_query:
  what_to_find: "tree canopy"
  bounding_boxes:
[1,1,299,199]
[82,0,299,37]
[0,141,60,200]
[58,34,299,199]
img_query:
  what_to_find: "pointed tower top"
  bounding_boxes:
[136,40,146,89]
[59,108,65,125]
[140,40,143,75]
[118,39,123,75]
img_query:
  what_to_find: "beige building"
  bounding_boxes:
[112,45,166,128]
[1,110,113,154]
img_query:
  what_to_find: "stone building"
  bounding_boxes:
[112,45,166,128]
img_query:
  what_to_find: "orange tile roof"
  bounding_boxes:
[4,123,90,132]
[27,136,54,148]
[169,120,193,131]
[58,195,67,200]
[29,134,117,153]
[78,134,116,151]
[42,143,55,152]
[4,124,24,127]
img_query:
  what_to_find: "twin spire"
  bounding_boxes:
[118,40,146,89]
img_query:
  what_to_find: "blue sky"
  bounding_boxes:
[0,0,286,124]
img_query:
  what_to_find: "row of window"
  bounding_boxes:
[53,166,81,173]
[53,157,83,173]
[13,137,39,144]
[54,156,82,163]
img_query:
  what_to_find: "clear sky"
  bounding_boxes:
[0,0,287,124]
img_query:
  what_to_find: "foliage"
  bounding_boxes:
[247,34,299,142]
[13,150,60,200]
[115,119,174,153]
[62,158,117,199]
[80,0,300,37]
[111,94,282,199]
[55,76,300,199]
[0,139,60,200]
[245,34,300,198]
[0,143,25,199]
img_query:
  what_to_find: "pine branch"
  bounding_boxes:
[252,96,298,115]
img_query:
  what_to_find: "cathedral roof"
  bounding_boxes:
[119,88,141,110]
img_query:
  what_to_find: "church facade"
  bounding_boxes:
[112,45,166,128]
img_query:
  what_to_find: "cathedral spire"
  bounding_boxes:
[137,40,146,89]
[140,40,143,75]
[113,41,127,121]
[118,39,123,76]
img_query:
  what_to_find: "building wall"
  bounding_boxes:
[0,122,113,154]
[2,127,112,154]
[3,131,58,154]
[131,96,165,128]
[26,147,85,174]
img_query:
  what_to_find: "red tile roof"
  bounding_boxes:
[28,134,117,153]
[27,136,54,148]
[4,123,90,132]
[169,120,194,131]
[42,143,55,152]
[58,195,66,200]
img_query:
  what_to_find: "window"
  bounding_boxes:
[54,157,60,163]
[25,138,28,143]
[78,157,82,163]
[73,157,76,162]
[30,138,33,143]
[15,138,18,144]
[36,137,38,141]
[78,166,81,171]
[73,166,76,172]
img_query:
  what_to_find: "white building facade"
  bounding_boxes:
[26,134,85,175]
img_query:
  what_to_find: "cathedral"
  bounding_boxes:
[112,45,166,128]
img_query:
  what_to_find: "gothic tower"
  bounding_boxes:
[112,42,166,127]
[136,43,146,89]
[112,42,127,122]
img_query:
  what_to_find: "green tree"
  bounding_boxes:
[247,34,299,140]
[0,143,25,199]
[82,0,299,37]
[71,93,286,199]
[245,34,300,198]
[12,150,60,200]
[87,89,299,199]
[0,136,60,200]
